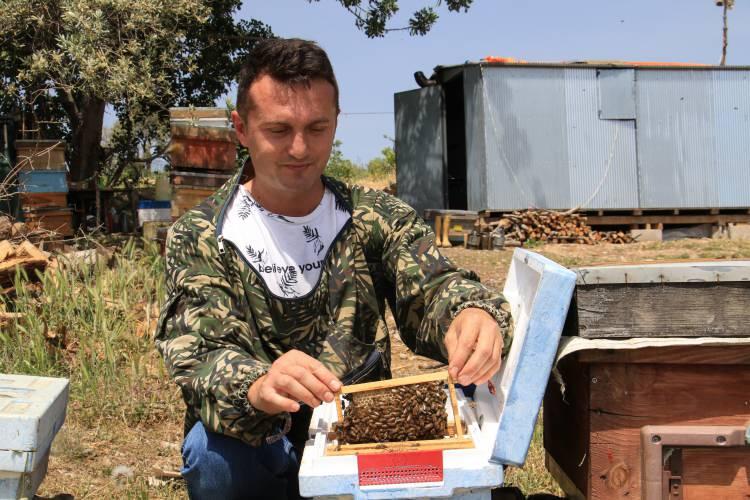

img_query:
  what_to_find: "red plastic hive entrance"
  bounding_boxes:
[357,450,443,486]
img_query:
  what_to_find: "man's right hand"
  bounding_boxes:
[248,349,342,415]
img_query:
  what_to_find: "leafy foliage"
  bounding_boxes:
[324,140,365,182]
[1,0,472,187]
[311,0,474,37]
[0,0,272,184]
[366,146,396,180]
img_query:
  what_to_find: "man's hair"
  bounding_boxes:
[236,38,340,119]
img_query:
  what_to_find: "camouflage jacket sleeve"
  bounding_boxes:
[155,213,289,446]
[372,191,513,362]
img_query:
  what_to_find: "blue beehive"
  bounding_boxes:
[18,170,68,193]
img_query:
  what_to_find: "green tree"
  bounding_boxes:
[0,0,272,185]
[325,140,364,182]
[366,146,396,180]
[1,0,472,187]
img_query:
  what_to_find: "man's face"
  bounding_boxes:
[232,74,338,199]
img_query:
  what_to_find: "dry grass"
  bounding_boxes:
[3,237,750,498]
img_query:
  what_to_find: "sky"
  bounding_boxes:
[234,1,750,165]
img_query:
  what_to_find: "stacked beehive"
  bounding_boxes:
[168,108,237,219]
[15,140,73,236]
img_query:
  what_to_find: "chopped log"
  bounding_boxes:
[477,209,634,247]
[0,240,14,261]
[0,241,51,291]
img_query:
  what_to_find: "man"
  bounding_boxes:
[156,38,512,499]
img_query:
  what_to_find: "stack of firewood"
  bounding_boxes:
[489,210,633,245]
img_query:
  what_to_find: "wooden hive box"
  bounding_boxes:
[20,192,68,210]
[171,186,216,219]
[14,140,66,171]
[545,261,750,500]
[23,208,74,236]
[168,124,237,172]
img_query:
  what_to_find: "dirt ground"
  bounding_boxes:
[36,238,750,499]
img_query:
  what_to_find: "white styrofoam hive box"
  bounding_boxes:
[299,249,576,499]
[0,374,69,499]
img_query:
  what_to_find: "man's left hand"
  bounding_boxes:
[444,308,503,386]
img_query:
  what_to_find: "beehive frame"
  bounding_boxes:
[325,371,474,456]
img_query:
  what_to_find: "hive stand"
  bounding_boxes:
[299,248,576,499]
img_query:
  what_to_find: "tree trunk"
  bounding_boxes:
[721,1,728,66]
[62,94,106,183]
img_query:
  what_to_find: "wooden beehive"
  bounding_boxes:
[171,186,216,219]
[168,124,237,171]
[546,261,750,499]
[326,371,473,456]
[14,140,66,171]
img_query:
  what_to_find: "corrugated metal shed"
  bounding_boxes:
[394,62,750,212]
[564,68,639,209]
[394,87,444,215]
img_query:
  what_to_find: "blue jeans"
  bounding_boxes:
[181,421,302,499]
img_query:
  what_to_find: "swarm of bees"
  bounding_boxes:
[332,381,448,444]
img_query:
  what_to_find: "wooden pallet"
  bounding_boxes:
[479,207,750,229]
[326,371,473,456]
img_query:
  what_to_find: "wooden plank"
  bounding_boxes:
[170,170,231,189]
[577,345,750,364]
[169,107,230,121]
[574,259,750,285]
[543,356,591,497]
[545,453,586,500]
[585,214,750,225]
[340,371,448,395]
[334,391,343,424]
[446,374,463,439]
[590,364,750,425]
[325,436,474,456]
[575,282,750,338]
[588,363,750,499]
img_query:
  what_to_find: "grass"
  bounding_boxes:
[3,236,750,497]
[1,238,171,426]
[1,238,186,498]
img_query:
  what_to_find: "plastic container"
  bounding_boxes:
[299,249,577,499]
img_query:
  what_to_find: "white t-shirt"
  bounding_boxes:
[222,185,351,298]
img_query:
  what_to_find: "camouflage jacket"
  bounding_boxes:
[155,166,512,447]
